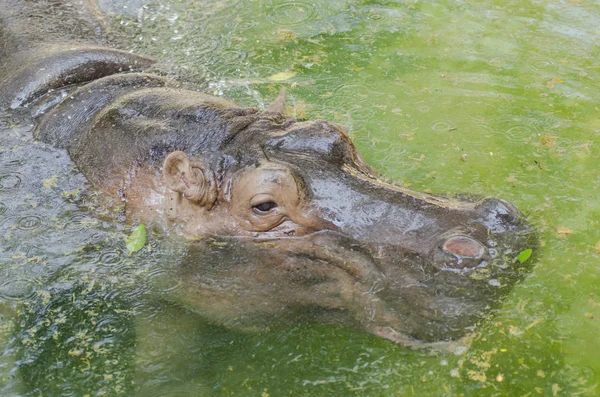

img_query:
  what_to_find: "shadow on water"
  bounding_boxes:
[1,0,600,395]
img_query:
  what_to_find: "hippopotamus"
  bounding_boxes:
[0,0,535,345]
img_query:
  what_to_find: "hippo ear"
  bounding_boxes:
[266,87,286,115]
[163,151,217,209]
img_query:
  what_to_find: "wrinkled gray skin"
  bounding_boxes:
[0,0,535,345]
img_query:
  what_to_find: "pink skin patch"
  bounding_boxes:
[443,236,485,258]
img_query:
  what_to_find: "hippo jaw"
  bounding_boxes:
[173,219,533,345]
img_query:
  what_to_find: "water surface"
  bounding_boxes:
[1,0,599,395]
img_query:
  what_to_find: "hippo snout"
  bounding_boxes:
[429,198,524,271]
[475,197,523,232]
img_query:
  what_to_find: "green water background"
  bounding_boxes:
[1,0,599,395]
[107,0,600,395]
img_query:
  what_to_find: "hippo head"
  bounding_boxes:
[149,92,535,344]
[158,91,529,259]
[35,80,534,345]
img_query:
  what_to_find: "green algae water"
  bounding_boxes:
[1,0,599,395]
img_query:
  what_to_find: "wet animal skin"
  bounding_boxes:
[0,0,535,345]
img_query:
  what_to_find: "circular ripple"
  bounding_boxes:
[505,125,536,142]
[529,58,556,72]
[17,215,42,230]
[268,1,318,26]
[0,278,35,302]
[0,173,22,190]
[430,120,456,132]
[64,213,99,231]
[98,247,127,266]
[367,10,386,21]
[355,109,378,122]
[0,202,7,215]
[145,266,180,294]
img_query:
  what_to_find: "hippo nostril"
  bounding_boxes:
[443,236,486,259]
[433,235,489,270]
[476,197,521,226]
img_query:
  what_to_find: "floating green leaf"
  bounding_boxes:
[517,248,533,263]
[125,224,146,254]
[268,71,296,81]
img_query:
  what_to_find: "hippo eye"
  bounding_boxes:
[253,201,278,213]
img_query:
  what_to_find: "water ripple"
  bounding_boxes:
[16,215,43,231]
[63,213,99,231]
[268,1,318,27]
[0,278,36,302]
[529,57,556,73]
[430,120,456,132]
[98,249,126,266]
[0,173,22,190]
[495,118,542,143]
[505,125,537,142]
[367,10,387,22]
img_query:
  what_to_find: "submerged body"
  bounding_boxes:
[0,0,535,344]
